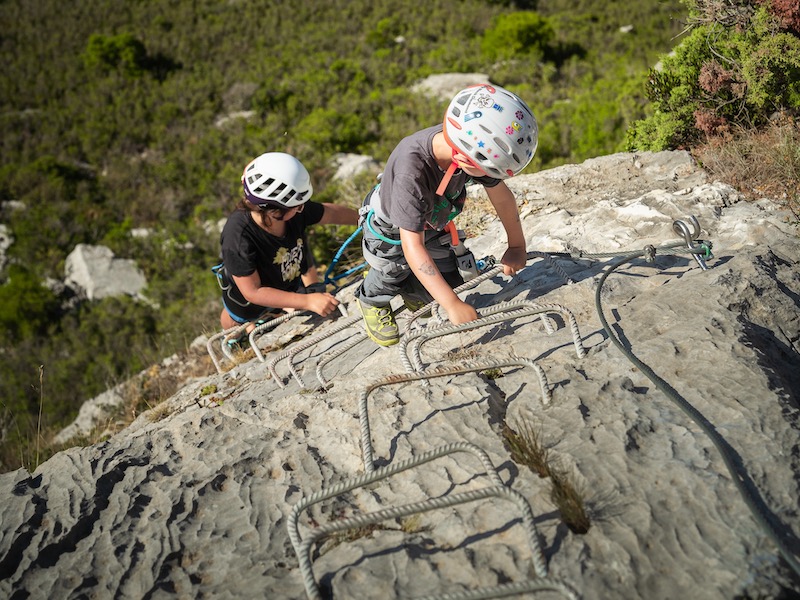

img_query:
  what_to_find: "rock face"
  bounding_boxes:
[411,72,492,101]
[0,223,11,273]
[64,243,147,300]
[1,151,799,600]
[331,152,382,182]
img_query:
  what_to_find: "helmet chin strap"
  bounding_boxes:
[436,147,462,196]
[435,161,459,197]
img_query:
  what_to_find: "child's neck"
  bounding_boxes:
[432,132,454,171]
[251,210,286,236]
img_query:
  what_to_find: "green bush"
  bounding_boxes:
[83,33,148,77]
[481,12,555,62]
[0,266,59,340]
[626,1,800,151]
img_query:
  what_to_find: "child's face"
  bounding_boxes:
[452,151,486,177]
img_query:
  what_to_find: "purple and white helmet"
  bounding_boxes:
[241,152,312,208]
[443,84,538,179]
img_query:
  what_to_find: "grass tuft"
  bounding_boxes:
[503,417,591,534]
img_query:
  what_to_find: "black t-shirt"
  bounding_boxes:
[219,201,325,314]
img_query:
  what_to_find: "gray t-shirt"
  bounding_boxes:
[379,125,500,232]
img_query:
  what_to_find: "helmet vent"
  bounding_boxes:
[493,137,510,153]
[254,177,276,192]
[459,138,474,151]
[450,106,462,117]
[268,182,287,197]
[479,124,492,135]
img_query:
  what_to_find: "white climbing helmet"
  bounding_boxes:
[241,152,313,208]
[442,84,538,179]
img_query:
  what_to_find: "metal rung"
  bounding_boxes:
[316,330,368,387]
[359,361,553,473]
[399,300,586,377]
[268,314,363,387]
[287,442,577,600]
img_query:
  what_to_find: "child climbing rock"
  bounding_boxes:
[355,84,538,346]
[217,152,358,334]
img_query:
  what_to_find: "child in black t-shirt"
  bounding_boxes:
[218,152,358,332]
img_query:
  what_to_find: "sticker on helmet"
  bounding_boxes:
[474,93,493,108]
[464,111,482,122]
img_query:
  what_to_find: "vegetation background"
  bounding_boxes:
[1,0,797,472]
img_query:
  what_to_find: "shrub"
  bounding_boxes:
[626,0,800,151]
[83,33,148,77]
[481,12,555,62]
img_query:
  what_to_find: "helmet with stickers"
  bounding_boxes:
[442,84,538,179]
[241,152,313,208]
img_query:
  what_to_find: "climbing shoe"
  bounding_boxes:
[402,295,432,318]
[357,298,400,346]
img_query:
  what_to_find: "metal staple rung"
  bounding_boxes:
[316,331,368,386]
[207,324,249,374]
[268,314,363,388]
[287,441,574,600]
[404,265,505,333]
[359,360,553,474]
[250,312,302,362]
[399,300,585,379]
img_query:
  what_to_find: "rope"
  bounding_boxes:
[594,247,800,579]
[323,225,367,288]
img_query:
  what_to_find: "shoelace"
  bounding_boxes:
[375,307,395,330]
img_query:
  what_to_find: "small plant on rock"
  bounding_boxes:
[502,417,591,533]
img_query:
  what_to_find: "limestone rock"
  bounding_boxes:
[2,151,799,600]
[64,243,147,300]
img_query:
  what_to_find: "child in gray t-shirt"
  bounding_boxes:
[355,84,538,346]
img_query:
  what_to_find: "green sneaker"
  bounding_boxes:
[357,298,400,346]
[402,295,432,318]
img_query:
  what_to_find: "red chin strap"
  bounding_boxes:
[436,147,463,196]
[435,161,459,197]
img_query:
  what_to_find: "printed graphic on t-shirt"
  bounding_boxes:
[274,239,304,282]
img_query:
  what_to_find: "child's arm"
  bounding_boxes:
[318,203,359,226]
[233,272,339,317]
[301,265,319,287]
[399,228,478,325]
[486,182,527,275]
